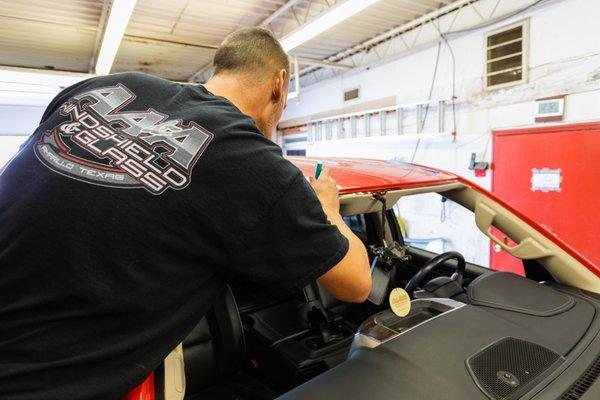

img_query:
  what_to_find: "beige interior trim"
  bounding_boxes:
[339,181,599,292]
[446,186,600,293]
[339,182,463,216]
[163,344,186,400]
[474,201,549,260]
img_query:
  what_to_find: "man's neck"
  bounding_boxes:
[204,74,264,121]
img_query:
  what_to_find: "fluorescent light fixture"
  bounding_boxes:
[280,0,381,52]
[0,69,89,89]
[95,0,137,75]
[0,69,91,105]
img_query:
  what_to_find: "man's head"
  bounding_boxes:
[206,28,290,138]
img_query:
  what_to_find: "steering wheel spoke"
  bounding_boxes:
[404,251,466,297]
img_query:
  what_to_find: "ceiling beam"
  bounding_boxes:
[295,0,475,82]
[400,0,439,12]
[329,0,475,61]
[296,0,553,88]
[89,0,111,73]
[95,0,138,75]
[296,56,353,70]
[122,35,218,50]
[188,0,307,83]
[189,0,372,83]
[260,0,304,27]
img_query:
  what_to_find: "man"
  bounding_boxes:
[0,28,371,399]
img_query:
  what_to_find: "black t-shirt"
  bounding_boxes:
[0,72,348,399]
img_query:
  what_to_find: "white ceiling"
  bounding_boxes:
[0,0,461,81]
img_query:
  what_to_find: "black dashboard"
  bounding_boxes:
[277,272,600,400]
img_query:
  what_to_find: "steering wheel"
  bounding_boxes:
[404,251,466,297]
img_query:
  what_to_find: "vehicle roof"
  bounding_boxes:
[287,156,459,194]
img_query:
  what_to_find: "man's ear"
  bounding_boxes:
[272,69,287,103]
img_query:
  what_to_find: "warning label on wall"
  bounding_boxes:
[531,168,562,192]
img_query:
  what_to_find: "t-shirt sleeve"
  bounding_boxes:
[226,172,349,295]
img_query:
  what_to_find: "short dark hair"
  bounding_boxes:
[212,28,290,80]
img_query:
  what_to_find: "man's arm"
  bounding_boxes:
[309,167,372,303]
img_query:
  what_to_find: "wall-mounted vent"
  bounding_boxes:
[485,21,528,89]
[344,88,360,102]
[560,353,600,399]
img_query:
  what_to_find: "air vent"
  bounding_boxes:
[560,353,600,399]
[485,21,528,89]
[343,88,359,102]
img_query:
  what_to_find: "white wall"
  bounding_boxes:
[0,105,44,168]
[0,70,86,168]
[282,0,600,266]
[0,105,46,136]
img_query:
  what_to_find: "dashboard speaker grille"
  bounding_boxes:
[466,337,562,400]
[560,353,600,399]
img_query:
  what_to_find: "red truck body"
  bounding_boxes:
[122,157,599,400]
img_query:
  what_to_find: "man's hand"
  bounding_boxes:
[309,167,340,216]
[308,166,372,303]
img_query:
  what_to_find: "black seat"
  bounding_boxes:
[182,285,243,399]
[182,285,277,400]
[301,281,345,325]
[311,282,343,312]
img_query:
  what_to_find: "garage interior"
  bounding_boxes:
[2,0,599,269]
[1,0,599,399]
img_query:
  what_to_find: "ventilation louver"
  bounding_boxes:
[561,353,600,399]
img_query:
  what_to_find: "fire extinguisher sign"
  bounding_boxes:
[531,168,562,192]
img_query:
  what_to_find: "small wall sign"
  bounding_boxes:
[531,168,562,192]
[535,96,565,123]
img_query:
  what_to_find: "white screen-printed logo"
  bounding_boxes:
[35,84,213,194]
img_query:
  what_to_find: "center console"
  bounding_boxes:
[244,296,465,392]
[350,297,465,353]
[244,300,355,392]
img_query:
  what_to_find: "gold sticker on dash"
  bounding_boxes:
[389,288,411,317]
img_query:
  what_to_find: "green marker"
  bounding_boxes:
[315,162,323,179]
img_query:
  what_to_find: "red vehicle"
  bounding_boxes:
[124,157,600,400]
